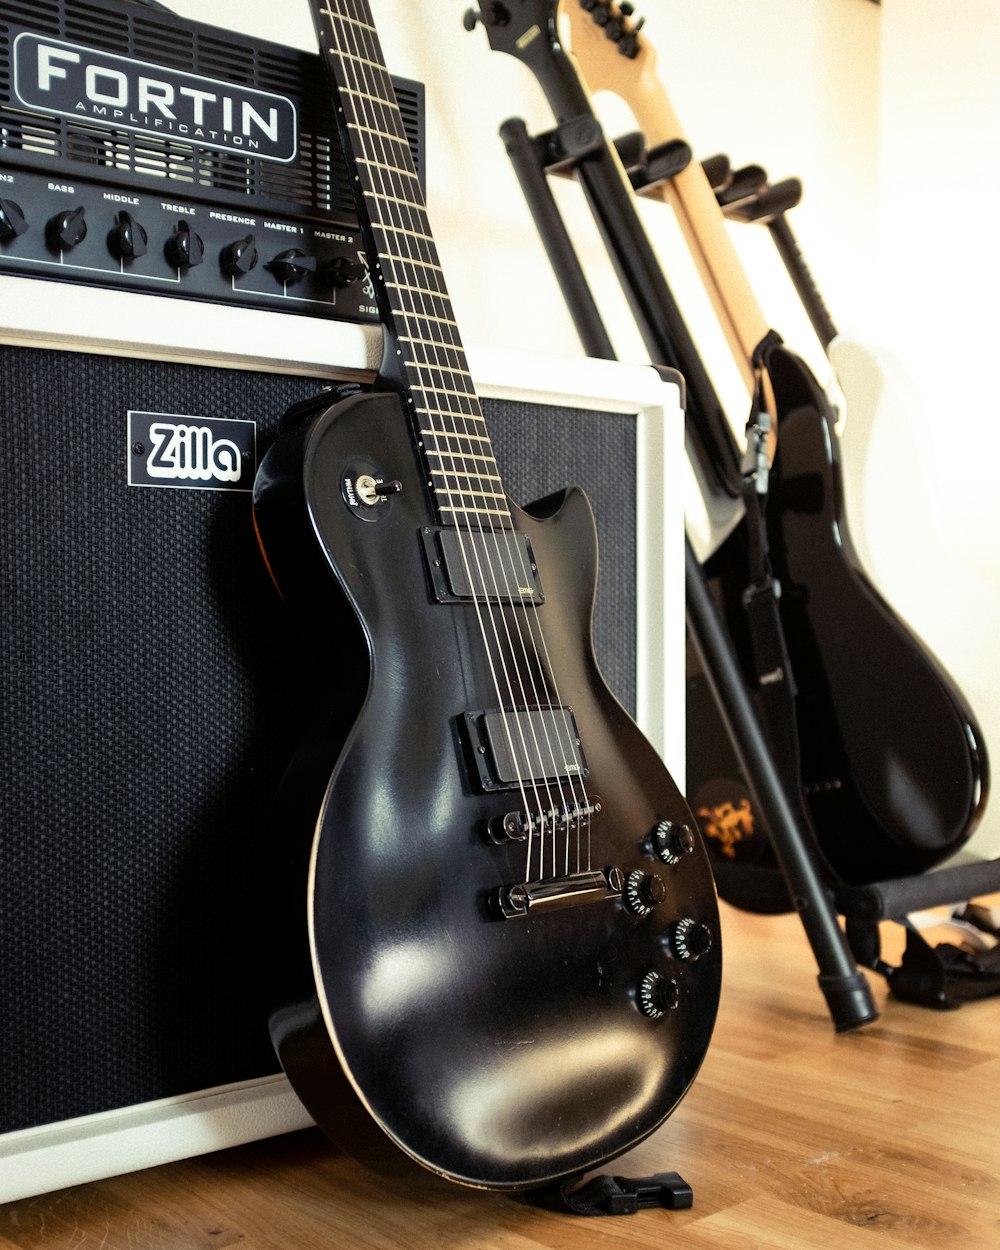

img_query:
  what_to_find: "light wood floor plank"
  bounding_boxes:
[2,897,998,1248]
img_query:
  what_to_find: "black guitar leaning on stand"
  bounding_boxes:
[468,0,989,895]
[252,0,721,1201]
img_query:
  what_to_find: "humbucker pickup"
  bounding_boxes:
[464,705,588,791]
[421,526,543,604]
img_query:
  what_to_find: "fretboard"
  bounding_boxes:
[310,0,511,529]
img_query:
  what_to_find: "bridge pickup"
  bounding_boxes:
[487,797,603,844]
[464,705,588,791]
[421,526,543,604]
[491,867,623,920]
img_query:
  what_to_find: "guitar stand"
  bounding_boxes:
[501,111,1000,1024]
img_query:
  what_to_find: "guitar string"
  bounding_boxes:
[332,0,594,880]
[329,0,594,879]
[332,2,591,882]
[346,6,597,883]
[324,0,553,873]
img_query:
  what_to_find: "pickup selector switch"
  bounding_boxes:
[669,917,713,962]
[46,206,87,251]
[165,220,204,270]
[651,820,696,865]
[267,248,319,285]
[221,234,259,278]
[622,869,666,918]
[0,198,28,242]
[109,211,148,261]
[637,970,680,1018]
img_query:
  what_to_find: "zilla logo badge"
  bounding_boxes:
[13,32,297,163]
[127,412,256,492]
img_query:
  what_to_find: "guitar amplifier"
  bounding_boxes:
[0,323,684,1203]
[0,0,686,1207]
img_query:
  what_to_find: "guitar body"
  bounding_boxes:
[693,350,988,886]
[255,389,721,1189]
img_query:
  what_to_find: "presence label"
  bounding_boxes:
[127,412,256,492]
[13,31,298,163]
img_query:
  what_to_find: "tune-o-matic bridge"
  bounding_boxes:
[491,867,624,920]
[486,796,603,843]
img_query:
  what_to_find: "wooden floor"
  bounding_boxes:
[3,899,999,1250]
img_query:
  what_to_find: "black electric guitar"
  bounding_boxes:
[468,0,989,887]
[252,0,721,1192]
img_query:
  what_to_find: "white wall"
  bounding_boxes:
[170,1,997,858]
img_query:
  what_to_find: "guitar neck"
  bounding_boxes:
[565,5,771,394]
[307,0,508,529]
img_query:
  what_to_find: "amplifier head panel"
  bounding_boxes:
[0,0,425,320]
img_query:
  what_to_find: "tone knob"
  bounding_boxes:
[651,820,696,865]
[325,256,367,288]
[46,206,87,250]
[165,220,204,270]
[622,869,665,918]
[267,248,319,285]
[0,198,28,242]
[638,970,679,1019]
[220,234,259,278]
[108,211,148,261]
[669,918,713,962]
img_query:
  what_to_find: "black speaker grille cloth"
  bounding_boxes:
[0,347,636,1134]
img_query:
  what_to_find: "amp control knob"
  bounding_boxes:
[46,206,87,250]
[651,820,696,865]
[0,198,28,242]
[637,970,680,1019]
[669,918,713,962]
[622,869,665,918]
[220,233,259,278]
[108,210,148,261]
[325,256,367,288]
[165,220,204,270]
[267,248,319,285]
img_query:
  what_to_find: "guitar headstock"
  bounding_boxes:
[563,1,659,97]
[462,2,559,75]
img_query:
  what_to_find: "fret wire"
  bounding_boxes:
[429,469,503,481]
[440,504,512,519]
[424,448,498,463]
[434,487,507,500]
[415,407,487,422]
[404,362,475,379]
[419,428,491,443]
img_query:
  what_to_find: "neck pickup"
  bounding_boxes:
[422,527,542,605]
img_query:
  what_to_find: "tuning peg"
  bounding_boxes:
[618,14,645,57]
[463,2,509,29]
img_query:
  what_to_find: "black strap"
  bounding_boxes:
[529,1170,693,1217]
[738,332,801,792]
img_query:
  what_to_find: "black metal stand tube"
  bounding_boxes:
[500,117,616,361]
[685,539,879,1031]
[767,215,839,352]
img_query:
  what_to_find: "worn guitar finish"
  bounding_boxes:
[253,0,720,1190]
[470,0,989,886]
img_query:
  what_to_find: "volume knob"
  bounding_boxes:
[651,820,696,865]
[670,918,713,962]
[638,970,680,1019]
[622,869,665,919]
[267,248,319,285]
